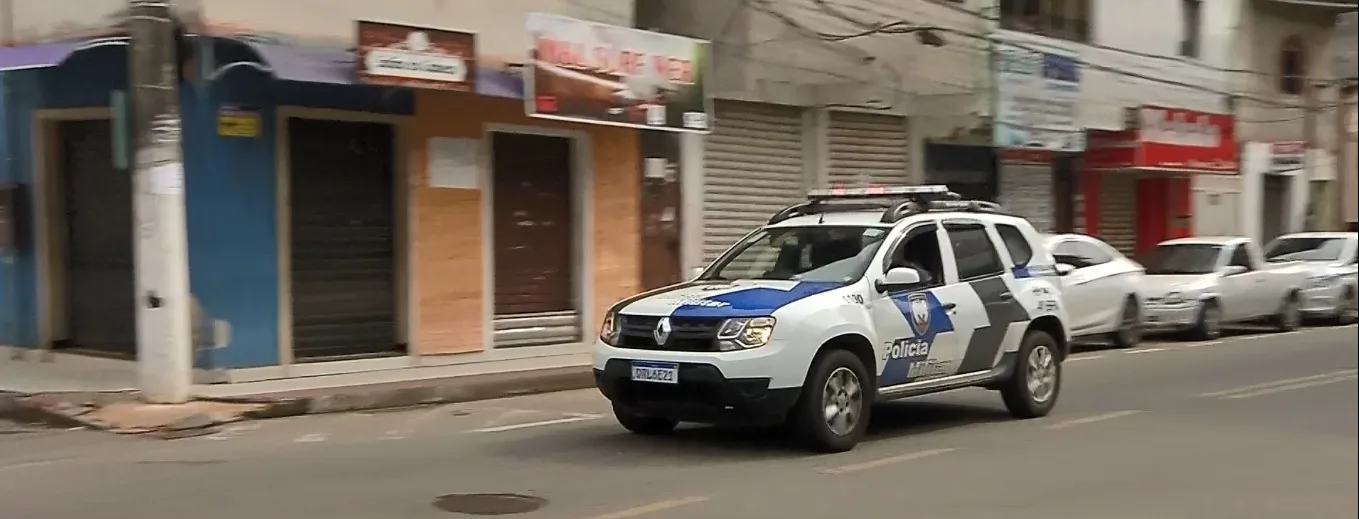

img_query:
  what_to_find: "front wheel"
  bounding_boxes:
[788,349,871,453]
[1191,300,1222,340]
[1333,287,1357,325]
[1000,330,1062,419]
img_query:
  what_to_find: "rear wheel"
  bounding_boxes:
[1273,293,1301,332]
[1109,296,1142,349]
[1191,300,1222,340]
[612,404,677,436]
[788,349,871,453]
[1333,287,1357,325]
[1000,330,1061,419]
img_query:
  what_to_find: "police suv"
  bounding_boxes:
[594,186,1071,452]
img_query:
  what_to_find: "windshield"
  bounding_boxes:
[703,226,890,284]
[1264,237,1348,262]
[1146,243,1222,275]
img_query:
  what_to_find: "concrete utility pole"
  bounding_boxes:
[1302,81,1321,232]
[127,0,193,403]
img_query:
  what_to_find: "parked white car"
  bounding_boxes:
[1263,232,1358,324]
[1140,237,1311,340]
[1044,234,1145,348]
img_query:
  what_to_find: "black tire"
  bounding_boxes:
[1273,292,1301,332]
[788,349,872,453]
[1333,287,1357,325]
[612,404,678,436]
[1109,295,1142,349]
[1001,329,1062,419]
[1190,300,1222,340]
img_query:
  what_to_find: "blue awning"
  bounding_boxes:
[0,38,130,72]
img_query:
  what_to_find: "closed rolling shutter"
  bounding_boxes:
[1261,175,1290,243]
[1098,175,1138,256]
[702,101,806,263]
[998,163,1054,232]
[288,118,399,360]
[826,111,909,187]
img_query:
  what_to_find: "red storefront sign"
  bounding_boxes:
[1085,105,1238,173]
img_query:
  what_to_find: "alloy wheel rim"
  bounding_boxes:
[1026,345,1058,403]
[822,367,863,437]
[1204,306,1220,337]
[1284,299,1300,328]
[1120,303,1141,343]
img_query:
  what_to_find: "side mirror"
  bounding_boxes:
[1054,263,1077,276]
[1221,265,1248,276]
[876,267,922,292]
[689,266,705,279]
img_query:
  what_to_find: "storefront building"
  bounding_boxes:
[1082,105,1237,259]
[1,2,659,383]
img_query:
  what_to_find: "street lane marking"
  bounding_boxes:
[1222,374,1358,399]
[1066,354,1106,362]
[471,414,603,433]
[1178,340,1222,348]
[1125,347,1167,355]
[586,496,709,519]
[1197,369,1359,398]
[293,433,327,443]
[1045,410,1143,430]
[818,448,957,474]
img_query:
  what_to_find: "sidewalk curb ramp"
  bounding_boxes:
[0,365,596,438]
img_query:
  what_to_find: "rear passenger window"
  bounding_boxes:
[994,224,1033,265]
[944,222,1005,280]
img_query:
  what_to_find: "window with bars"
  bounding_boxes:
[998,0,1091,43]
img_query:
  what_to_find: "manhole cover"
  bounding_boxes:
[433,493,547,516]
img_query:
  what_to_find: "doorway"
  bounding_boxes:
[54,119,136,358]
[639,130,681,290]
[287,117,401,361]
[490,131,579,347]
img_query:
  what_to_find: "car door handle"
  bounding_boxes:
[999,292,1013,300]
[942,302,957,311]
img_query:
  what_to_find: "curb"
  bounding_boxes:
[229,365,597,420]
[2,366,597,435]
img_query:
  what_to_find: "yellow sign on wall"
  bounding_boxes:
[217,109,260,138]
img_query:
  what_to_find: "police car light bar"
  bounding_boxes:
[807,185,950,199]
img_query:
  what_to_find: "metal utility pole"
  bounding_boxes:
[127,0,192,403]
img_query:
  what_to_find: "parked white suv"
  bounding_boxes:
[593,186,1072,452]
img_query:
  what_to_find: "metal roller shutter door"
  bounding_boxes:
[1261,175,1290,243]
[999,164,1054,232]
[1098,175,1138,256]
[288,118,400,360]
[703,101,806,263]
[826,111,910,187]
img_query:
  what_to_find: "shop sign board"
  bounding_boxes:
[523,13,713,134]
[1087,105,1238,173]
[1267,141,1307,175]
[356,21,477,91]
[992,30,1084,152]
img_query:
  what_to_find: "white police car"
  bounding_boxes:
[594,186,1071,452]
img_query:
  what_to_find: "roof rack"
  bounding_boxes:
[768,184,1010,225]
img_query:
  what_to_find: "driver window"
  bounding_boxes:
[1228,246,1253,270]
[885,224,944,289]
[1076,242,1113,266]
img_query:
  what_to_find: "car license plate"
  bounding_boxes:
[631,361,678,384]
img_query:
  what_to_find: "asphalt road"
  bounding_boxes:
[2,325,1355,519]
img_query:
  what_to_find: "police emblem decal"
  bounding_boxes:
[906,293,932,336]
[653,317,673,345]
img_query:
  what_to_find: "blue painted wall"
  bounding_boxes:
[0,39,413,369]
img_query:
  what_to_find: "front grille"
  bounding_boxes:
[616,315,723,352]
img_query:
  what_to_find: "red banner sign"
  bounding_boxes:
[1086,105,1238,173]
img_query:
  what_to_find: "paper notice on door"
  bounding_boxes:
[149,163,184,195]
[427,137,479,189]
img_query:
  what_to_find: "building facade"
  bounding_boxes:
[0,0,660,383]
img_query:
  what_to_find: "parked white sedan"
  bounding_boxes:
[1263,232,1358,324]
[1045,234,1146,348]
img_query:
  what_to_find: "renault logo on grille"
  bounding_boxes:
[653,317,672,345]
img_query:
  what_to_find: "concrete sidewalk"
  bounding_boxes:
[1,348,595,438]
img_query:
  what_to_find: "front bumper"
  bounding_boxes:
[1142,301,1201,332]
[594,359,800,426]
[1300,283,1348,316]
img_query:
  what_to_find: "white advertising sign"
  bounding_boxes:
[993,31,1083,152]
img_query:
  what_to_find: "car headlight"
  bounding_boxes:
[716,317,776,351]
[599,312,621,346]
[1160,291,1188,305]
